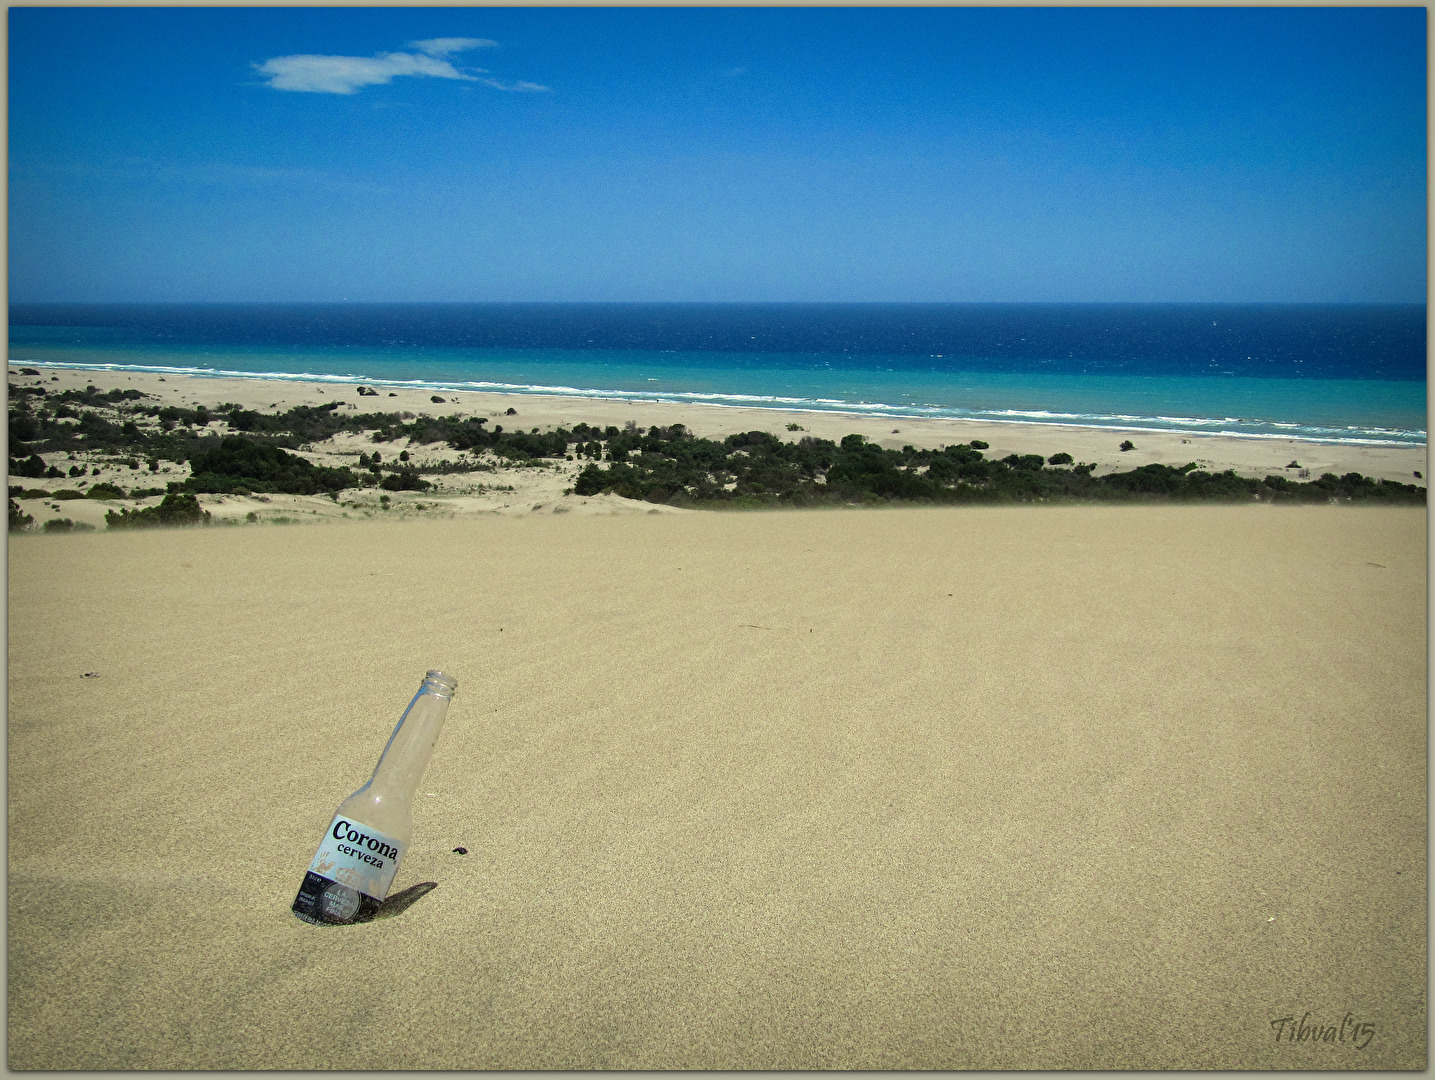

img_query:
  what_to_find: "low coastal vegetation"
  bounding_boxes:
[6,379,1425,531]
[103,493,211,529]
[187,437,354,496]
[566,428,1424,508]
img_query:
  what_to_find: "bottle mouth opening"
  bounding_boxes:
[423,670,458,697]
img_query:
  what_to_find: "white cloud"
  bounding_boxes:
[474,77,552,93]
[255,51,479,94]
[409,37,497,58]
[255,37,550,95]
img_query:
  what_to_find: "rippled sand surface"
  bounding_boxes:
[8,505,1426,1069]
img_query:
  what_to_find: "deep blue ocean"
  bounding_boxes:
[7,303,1427,447]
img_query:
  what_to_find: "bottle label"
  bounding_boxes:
[306,816,406,902]
[292,871,383,925]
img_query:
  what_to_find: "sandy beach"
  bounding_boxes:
[7,500,1426,1069]
[6,366,1427,534]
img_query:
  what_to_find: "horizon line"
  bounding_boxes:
[10,299,1428,307]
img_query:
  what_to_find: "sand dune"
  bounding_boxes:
[7,504,1425,1069]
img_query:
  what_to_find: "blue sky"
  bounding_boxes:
[8,6,1426,303]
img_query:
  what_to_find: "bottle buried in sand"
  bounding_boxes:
[292,670,458,926]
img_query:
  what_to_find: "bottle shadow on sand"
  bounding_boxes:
[356,881,439,923]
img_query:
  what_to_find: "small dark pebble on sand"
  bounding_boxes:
[453,847,468,855]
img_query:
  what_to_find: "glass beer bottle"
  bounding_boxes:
[292,670,458,925]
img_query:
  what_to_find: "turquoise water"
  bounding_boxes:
[8,303,1427,447]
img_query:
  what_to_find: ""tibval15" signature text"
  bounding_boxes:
[1271,1011,1374,1049]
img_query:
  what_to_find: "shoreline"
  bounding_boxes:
[13,364,1427,479]
[8,363,1427,531]
[15,357,1427,446]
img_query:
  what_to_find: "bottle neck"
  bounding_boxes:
[367,676,455,799]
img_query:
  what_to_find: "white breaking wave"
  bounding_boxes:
[11,358,1425,447]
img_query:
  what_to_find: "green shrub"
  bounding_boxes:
[105,492,210,529]
[1047,452,1074,466]
[9,499,33,532]
[573,464,606,496]
[380,471,432,491]
[87,482,127,500]
[9,454,46,478]
[186,436,353,495]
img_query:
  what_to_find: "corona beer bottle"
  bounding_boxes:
[292,670,458,925]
